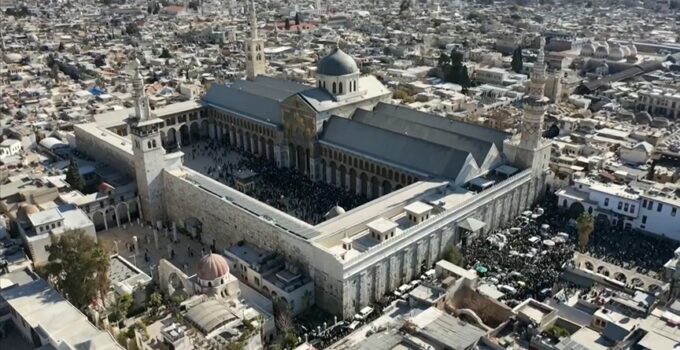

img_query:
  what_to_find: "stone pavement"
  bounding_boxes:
[97,221,210,280]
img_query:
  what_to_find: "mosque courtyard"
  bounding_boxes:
[181,140,368,225]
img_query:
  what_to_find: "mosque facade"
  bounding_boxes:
[74,11,553,318]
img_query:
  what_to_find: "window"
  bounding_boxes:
[618,202,623,210]
[642,215,647,224]
[648,200,653,210]
[673,208,677,216]
[604,198,609,207]
[339,82,343,94]
[658,203,663,212]
[630,205,635,212]
[643,199,647,208]
[624,203,629,211]
[332,82,336,94]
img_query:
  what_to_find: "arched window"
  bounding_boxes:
[332,82,336,94]
[256,44,261,51]
[147,141,152,149]
[256,54,261,61]
[339,82,343,94]
[323,81,326,88]
[353,80,357,91]
[152,139,157,148]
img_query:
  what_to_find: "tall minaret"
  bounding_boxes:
[127,56,167,225]
[520,37,547,151]
[130,58,152,121]
[515,36,551,176]
[245,0,266,80]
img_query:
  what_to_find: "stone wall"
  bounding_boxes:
[74,124,135,177]
[162,168,346,312]
[337,171,541,318]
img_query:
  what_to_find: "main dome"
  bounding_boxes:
[197,253,229,281]
[317,47,359,76]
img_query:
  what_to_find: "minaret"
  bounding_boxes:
[131,58,152,121]
[126,56,167,225]
[520,37,547,151]
[245,0,266,80]
[515,36,551,175]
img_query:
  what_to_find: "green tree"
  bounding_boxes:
[577,213,594,252]
[44,231,110,310]
[58,42,65,52]
[284,18,291,30]
[443,245,464,266]
[294,12,301,25]
[65,158,86,192]
[109,293,133,324]
[511,46,523,73]
[148,292,163,316]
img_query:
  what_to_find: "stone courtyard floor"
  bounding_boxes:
[97,222,210,279]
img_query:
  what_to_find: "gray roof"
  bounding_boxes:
[317,47,359,76]
[415,308,486,349]
[352,108,497,164]
[186,299,237,334]
[202,84,283,126]
[202,76,313,127]
[320,116,476,180]
[372,102,510,149]
[0,278,123,350]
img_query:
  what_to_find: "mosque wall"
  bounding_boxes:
[162,168,348,313]
[74,124,135,177]
[336,170,541,318]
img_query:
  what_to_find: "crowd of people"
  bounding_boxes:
[463,196,576,304]
[185,141,367,225]
[584,226,676,275]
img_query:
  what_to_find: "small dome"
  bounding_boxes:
[629,44,637,57]
[580,43,595,57]
[595,45,609,58]
[317,47,359,76]
[324,205,346,219]
[609,45,624,61]
[621,46,632,58]
[197,253,229,281]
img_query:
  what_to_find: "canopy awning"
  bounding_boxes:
[459,217,487,232]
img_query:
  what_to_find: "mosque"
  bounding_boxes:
[74,4,552,318]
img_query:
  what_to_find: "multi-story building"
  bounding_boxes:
[636,88,680,119]
[557,177,680,240]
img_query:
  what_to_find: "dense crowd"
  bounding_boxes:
[186,141,367,225]
[463,197,576,304]
[584,225,676,274]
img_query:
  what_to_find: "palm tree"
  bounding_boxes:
[577,213,594,252]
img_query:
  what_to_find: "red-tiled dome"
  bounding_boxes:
[197,253,229,281]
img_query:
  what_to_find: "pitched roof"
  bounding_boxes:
[202,84,283,126]
[352,108,497,164]
[320,116,477,180]
[372,102,510,148]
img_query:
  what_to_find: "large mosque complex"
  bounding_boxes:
[73,7,552,317]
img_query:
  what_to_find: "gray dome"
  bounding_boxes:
[317,47,359,76]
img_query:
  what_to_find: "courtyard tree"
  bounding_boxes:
[65,158,86,192]
[511,46,523,73]
[43,230,110,310]
[577,213,594,252]
[108,293,133,325]
[284,18,291,30]
[147,291,163,316]
[294,12,301,25]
